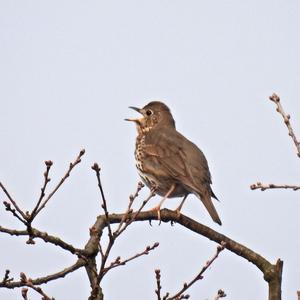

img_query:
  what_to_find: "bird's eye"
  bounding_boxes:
[146,109,153,116]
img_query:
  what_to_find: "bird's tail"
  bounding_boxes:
[196,191,222,225]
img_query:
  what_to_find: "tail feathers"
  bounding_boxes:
[197,192,222,225]
[211,190,219,201]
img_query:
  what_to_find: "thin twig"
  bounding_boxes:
[91,162,115,285]
[0,181,27,220]
[30,160,53,220]
[250,182,300,191]
[0,259,85,288]
[251,94,300,192]
[166,242,226,300]
[101,242,159,277]
[20,272,54,300]
[269,93,300,157]
[98,243,105,260]
[0,225,84,256]
[97,189,155,283]
[116,189,156,237]
[35,149,85,215]
[2,201,27,225]
[155,269,162,300]
[91,163,113,240]
[114,181,144,234]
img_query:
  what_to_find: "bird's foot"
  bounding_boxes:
[150,205,162,225]
[174,208,181,218]
[174,206,182,218]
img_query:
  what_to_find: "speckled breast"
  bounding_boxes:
[134,134,155,188]
[134,134,188,198]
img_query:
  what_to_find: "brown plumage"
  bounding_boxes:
[126,101,222,225]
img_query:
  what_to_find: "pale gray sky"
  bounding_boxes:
[1,1,300,299]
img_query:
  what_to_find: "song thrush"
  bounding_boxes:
[126,101,222,225]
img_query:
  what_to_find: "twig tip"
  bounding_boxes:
[91,162,101,172]
[44,160,53,167]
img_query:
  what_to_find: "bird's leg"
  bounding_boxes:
[174,194,188,217]
[151,184,176,222]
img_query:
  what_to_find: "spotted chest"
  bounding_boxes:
[134,134,157,188]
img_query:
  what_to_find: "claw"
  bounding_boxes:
[157,209,161,225]
[151,205,162,225]
[174,208,181,218]
[150,184,177,225]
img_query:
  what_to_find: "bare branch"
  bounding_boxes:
[35,149,85,216]
[0,225,84,255]
[251,94,300,192]
[269,93,300,157]
[250,182,300,191]
[0,181,27,221]
[115,188,156,237]
[91,162,113,240]
[97,189,155,283]
[155,269,162,300]
[101,242,159,276]
[30,160,53,220]
[20,272,54,300]
[114,181,144,234]
[103,209,282,300]
[166,242,226,300]
[0,259,85,288]
[2,201,27,225]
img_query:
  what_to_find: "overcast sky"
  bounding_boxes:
[1,1,300,299]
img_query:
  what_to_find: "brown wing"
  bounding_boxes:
[143,128,211,192]
[143,128,221,225]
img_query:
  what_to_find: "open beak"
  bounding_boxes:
[128,106,142,113]
[125,106,143,122]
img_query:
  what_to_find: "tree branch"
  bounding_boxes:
[20,272,54,300]
[0,225,84,255]
[96,190,155,283]
[251,93,300,193]
[0,181,27,221]
[104,209,282,300]
[91,163,113,241]
[250,182,300,191]
[0,259,85,288]
[35,149,85,216]
[155,269,162,300]
[269,93,300,157]
[102,242,159,276]
[30,160,53,220]
[166,242,226,300]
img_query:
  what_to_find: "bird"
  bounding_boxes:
[125,101,222,225]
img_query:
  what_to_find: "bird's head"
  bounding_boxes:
[125,101,175,134]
